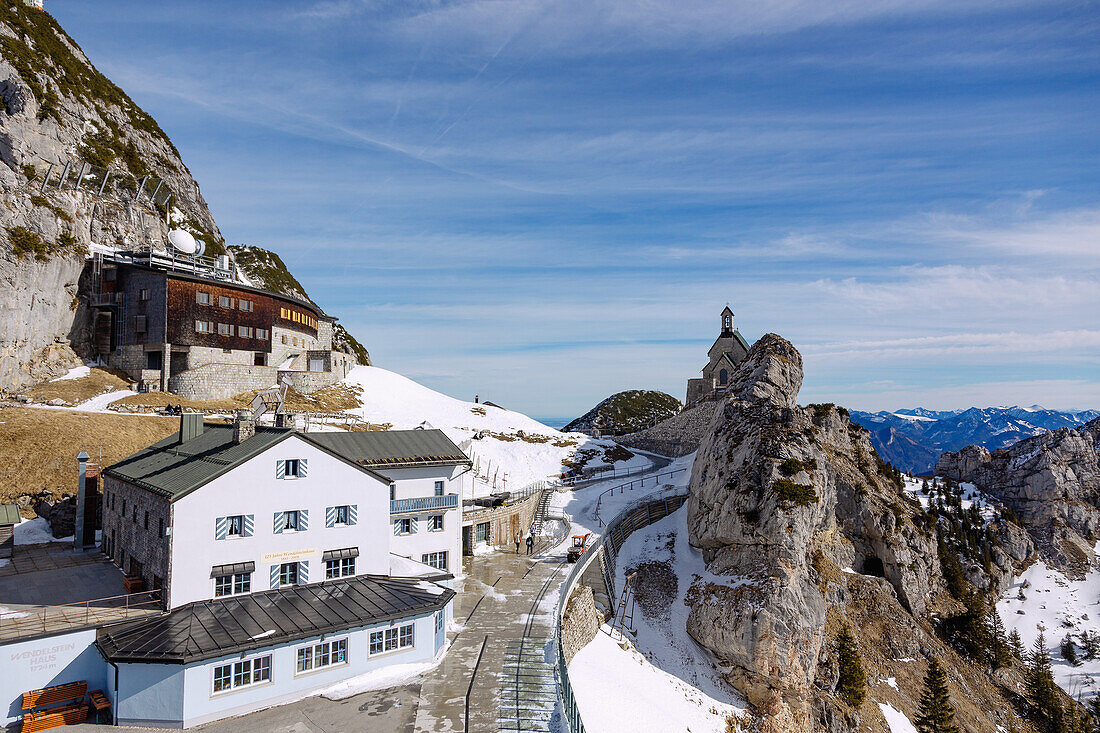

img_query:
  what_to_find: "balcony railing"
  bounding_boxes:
[390,494,459,515]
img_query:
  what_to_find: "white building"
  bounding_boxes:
[90,413,468,727]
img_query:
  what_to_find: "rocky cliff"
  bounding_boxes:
[937,417,1100,575]
[683,334,1037,732]
[0,2,222,387]
[564,389,681,435]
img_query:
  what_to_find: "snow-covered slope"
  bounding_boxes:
[342,366,652,491]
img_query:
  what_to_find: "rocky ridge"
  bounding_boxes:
[0,2,221,387]
[682,334,1038,732]
[937,417,1100,576]
[564,389,681,435]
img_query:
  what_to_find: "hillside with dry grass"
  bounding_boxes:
[0,405,177,506]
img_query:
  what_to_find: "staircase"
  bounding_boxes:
[531,490,555,538]
[498,637,556,733]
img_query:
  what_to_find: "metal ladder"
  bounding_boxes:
[610,572,637,638]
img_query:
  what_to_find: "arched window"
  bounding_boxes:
[719,368,728,385]
[723,314,731,330]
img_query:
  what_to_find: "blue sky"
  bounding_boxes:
[50,0,1100,419]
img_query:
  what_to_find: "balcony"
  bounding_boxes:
[390,494,459,515]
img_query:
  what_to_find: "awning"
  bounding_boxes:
[322,547,360,561]
[210,561,255,578]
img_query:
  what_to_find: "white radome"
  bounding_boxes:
[167,228,198,254]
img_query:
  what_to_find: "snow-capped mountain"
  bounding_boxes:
[849,406,1100,474]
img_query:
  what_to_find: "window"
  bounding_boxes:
[132,315,146,332]
[239,326,253,339]
[213,655,270,694]
[296,638,347,675]
[143,510,149,531]
[281,335,287,345]
[279,562,299,586]
[256,328,269,340]
[121,499,126,516]
[389,483,396,501]
[195,320,214,334]
[214,572,251,597]
[435,610,444,633]
[219,295,233,308]
[227,515,243,537]
[325,556,355,579]
[218,323,233,336]
[434,481,445,496]
[285,510,300,531]
[369,624,414,655]
[158,518,164,537]
[422,551,448,571]
[132,506,138,522]
[138,288,149,301]
[196,291,210,305]
[428,514,444,532]
[239,299,253,312]
[278,458,306,479]
[395,518,412,535]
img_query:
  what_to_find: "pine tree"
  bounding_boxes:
[1082,630,1100,661]
[836,625,866,709]
[1009,629,1025,658]
[914,658,960,733]
[1062,633,1081,667]
[988,612,1013,669]
[1088,696,1100,733]
[1029,632,1059,728]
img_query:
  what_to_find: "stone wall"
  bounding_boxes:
[616,401,719,458]
[278,368,338,395]
[561,584,601,664]
[101,475,171,594]
[169,362,277,400]
[462,490,543,552]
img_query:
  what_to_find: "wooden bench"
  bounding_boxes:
[21,681,88,732]
[88,689,111,724]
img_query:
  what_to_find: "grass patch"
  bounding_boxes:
[111,382,364,415]
[0,405,178,503]
[774,477,818,506]
[25,367,130,405]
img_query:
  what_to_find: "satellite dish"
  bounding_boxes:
[194,240,206,257]
[167,228,198,254]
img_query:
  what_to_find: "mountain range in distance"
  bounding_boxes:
[849,405,1100,475]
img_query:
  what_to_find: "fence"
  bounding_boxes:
[553,490,690,733]
[592,467,688,526]
[27,156,177,213]
[0,589,163,642]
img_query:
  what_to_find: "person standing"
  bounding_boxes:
[525,534,534,555]
[514,532,521,554]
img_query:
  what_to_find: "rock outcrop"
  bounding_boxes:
[937,417,1100,575]
[616,401,719,457]
[0,2,221,387]
[685,334,940,727]
[564,389,682,436]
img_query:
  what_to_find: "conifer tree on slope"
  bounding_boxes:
[836,625,866,708]
[1029,631,1061,730]
[914,658,959,733]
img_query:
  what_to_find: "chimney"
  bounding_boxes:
[179,412,204,443]
[233,409,255,443]
[74,451,90,553]
[274,412,295,429]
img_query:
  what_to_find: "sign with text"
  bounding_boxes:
[260,548,316,564]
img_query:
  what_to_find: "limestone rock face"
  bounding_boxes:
[0,4,221,387]
[937,418,1100,574]
[685,334,938,723]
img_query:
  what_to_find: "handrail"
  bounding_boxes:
[389,494,459,514]
[593,467,687,526]
[553,488,690,733]
[0,589,164,638]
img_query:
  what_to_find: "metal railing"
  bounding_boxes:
[0,589,163,641]
[552,490,690,733]
[592,467,688,526]
[390,494,459,515]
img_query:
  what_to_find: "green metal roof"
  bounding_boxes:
[0,504,20,526]
[103,424,297,500]
[308,429,470,468]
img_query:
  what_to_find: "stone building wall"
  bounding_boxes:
[101,475,171,595]
[169,363,278,400]
[277,369,338,394]
[561,584,601,664]
[462,490,543,552]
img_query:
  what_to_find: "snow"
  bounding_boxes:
[339,366,653,494]
[570,629,744,733]
[568,494,747,732]
[390,553,443,577]
[14,517,70,545]
[878,702,919,733]
[0,606,29,620]
[901,477,997,523]
[51,365,90,381]
[891,412,936,422]
[31,389,134,413]
[318,644,449,701]
[413,580,447,595]
[997,557,1100,699]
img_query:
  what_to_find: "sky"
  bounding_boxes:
[49,0,1100,420]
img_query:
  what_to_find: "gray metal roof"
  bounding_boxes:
[104,423,457,501]
[96,574,453,664]
[103,424,298,500]
[0,504,19,526]
[308,429,470,468]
